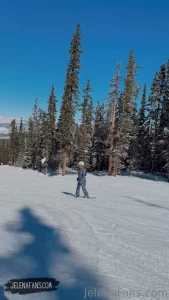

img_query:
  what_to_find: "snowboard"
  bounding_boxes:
[67,195,96,199]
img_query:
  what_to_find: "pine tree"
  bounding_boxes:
[146,72,161,173]
[106,62,121,175]
[47,85,57,165]
[127,101,139,172]
[16,117,25,167]
[71,124,81,168]
[135,84,147,170]
[117,92,124,120]
[32,98,39,166]
[76,80,94,169]
[9,119,19,165]
[57,23,82,175]
[93,102,107,171]
[0,140,10,165]
[112,50,140,175]
[23,147,32,169]
[36,109,48,173]
[160,61,169,177]
[24,117,35,168]
[156,64,167,171]
[86,96,94,169]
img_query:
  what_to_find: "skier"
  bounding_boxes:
[75,161,89,198]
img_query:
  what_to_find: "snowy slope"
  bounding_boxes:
[0,166,169,300]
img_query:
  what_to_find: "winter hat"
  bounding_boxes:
[78,161,84,167]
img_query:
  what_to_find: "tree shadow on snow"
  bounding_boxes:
[90,171,108,177]
[0,207,110,300]
[120,170,168,183]
[47,169,60,176]
[124,196,169,212]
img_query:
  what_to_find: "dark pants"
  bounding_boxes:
[76,182,89,197]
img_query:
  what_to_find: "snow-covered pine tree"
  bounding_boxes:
[9,119,19,166]
[146,72,161,173]
[36,109,48,174]
[32,98,40,168]
[23,117,35,169]
[47,85,57,170]
[76,80,94,170]
[71,124,81,169]
[105,62,121,176]
[87,96,94,170]
[127,101,139,172]
[0,140,10,165]
[161,61,169,178]
[16,117,26,167]
[117,92,124,120]
[92,102,107,171]
[57,24,82,176]
[112,50,140,175]
[135,84,147,170]
[23,146,32,169]
[155,64,167,171]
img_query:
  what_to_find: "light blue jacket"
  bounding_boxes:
[77,169,87,185]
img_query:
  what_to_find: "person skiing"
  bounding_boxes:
[75,161,89,198]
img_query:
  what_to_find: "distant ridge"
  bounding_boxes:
[0,116,28,139]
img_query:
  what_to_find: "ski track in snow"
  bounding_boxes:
[0,166,169,300]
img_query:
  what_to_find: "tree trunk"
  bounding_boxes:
[112,163,118,176]
[62,151,67,176]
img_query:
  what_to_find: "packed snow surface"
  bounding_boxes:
[0,166,169,300]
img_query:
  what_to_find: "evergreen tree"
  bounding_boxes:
[36,109,49,173]
[57,23,82,176]
[105,62,121,175]
[16,117,25,167]
[156,64,167,171]
[127,101,139,172]
[24,117,35,168]
[146,72,161,173]
[93,102,107,171]
[160,61,169,177]
[32,98,39,166]
[135,84,147,170]
[112,50,140,175]
[9,119,19,165]
[117,92,124,120]
[47,85,57,164]
[0,140,10,165]
[72,124,81,168]
[23,147,32,169]
[76,80,94,170]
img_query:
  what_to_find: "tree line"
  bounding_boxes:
[1,23,169,178]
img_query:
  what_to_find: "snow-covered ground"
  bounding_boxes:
[0,166,169,300]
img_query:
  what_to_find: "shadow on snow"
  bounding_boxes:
[0,207,109,300]
[62,192,75,197]
[124,196,169,212]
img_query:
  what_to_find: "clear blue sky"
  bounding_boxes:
[0,0,169,120]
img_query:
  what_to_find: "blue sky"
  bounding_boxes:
[0,0,169,120]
